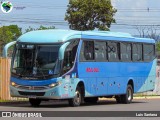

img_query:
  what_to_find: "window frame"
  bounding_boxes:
[61,39,80,74]
[94,41,107,62]
[132,43,143,62]
[143,43,156,62]
[107,41,120,62]
[79,39,155,63]
[120,42,132,62]
[80,39,95,62]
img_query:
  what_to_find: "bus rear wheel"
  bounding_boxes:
[29,98,41,107]
[68,86,82,107]
[122,84,133,104]
[115,95,122,103]
[84,97,98,103]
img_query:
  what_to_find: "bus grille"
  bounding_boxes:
[16,85,49,90]
[18,91,45,96]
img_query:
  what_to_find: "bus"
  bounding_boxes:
[10,29,156,107]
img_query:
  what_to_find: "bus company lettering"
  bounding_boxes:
[86,68,99,72]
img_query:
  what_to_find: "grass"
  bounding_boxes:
[0,100,11,102]
[0,98,28,102]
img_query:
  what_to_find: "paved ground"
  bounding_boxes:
[0,98,160,111]
[0,98,160,119]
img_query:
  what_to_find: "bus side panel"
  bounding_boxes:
[78,62,127,97]
[96,78,108,96]
[137,59,156,93]
[78,60,156,97]
[82,78,97,96]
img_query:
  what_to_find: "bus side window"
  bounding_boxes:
[107,42,120,61]
[120,43,131,61]
[80,41,94,61]
[132,43,142,61]
[62,40,79,74]
[143,44,155,62]
[95,41,106,61]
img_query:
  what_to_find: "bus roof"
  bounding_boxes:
[17,29,155,44]
[17,29,81,43]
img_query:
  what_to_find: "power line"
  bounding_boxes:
[0,19,160,27]
[0,19,68,26]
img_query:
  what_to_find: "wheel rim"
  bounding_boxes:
[127,88,132,101]
[74,91,81,105]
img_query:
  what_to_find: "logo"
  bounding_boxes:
[2,112,11,117]
[1,1,13,13]
[29,86,34,90]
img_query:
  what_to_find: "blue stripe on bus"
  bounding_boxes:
[11,77,57,86]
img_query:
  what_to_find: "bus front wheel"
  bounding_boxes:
[68,86,82,107]
[29,98,41,107]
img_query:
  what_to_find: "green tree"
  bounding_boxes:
[25,25,55,33]
[65,0,117,31]
[0,25,22,56]
[157,42,160,50]
[0,27,13,56]
[8,25,22,40]
[156,42,160,56]
[37,25,55,30]
[25,26,35,33]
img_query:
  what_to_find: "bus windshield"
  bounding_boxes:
[11,44,62,79]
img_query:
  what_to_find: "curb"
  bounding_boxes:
[99,96,160,101]
[133,96,160,99]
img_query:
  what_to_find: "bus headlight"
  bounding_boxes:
[11,82,17,86]
[49,81,61,88]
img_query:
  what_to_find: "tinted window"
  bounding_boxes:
[80,41,94,61]
[143,44,155,61]
[95,41,106,61]
[12,44,61,79]
[62,40,79,74]
[120,43,131,61]
[107,42,120,61]
[132,43,142,61]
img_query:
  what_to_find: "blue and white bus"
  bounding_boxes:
[10,29,156,107]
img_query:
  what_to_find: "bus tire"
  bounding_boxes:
[29,98,41,107]
[68,86,82,107]
[122,84,133,104]
[84,97,98,103]
[115,96,122,103]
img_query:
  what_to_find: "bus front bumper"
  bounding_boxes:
[10,85,72,100]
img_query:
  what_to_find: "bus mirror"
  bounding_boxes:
[3,41,16,58]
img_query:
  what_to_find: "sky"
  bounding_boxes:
[0,0,160,35]
[111,0,160,34]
